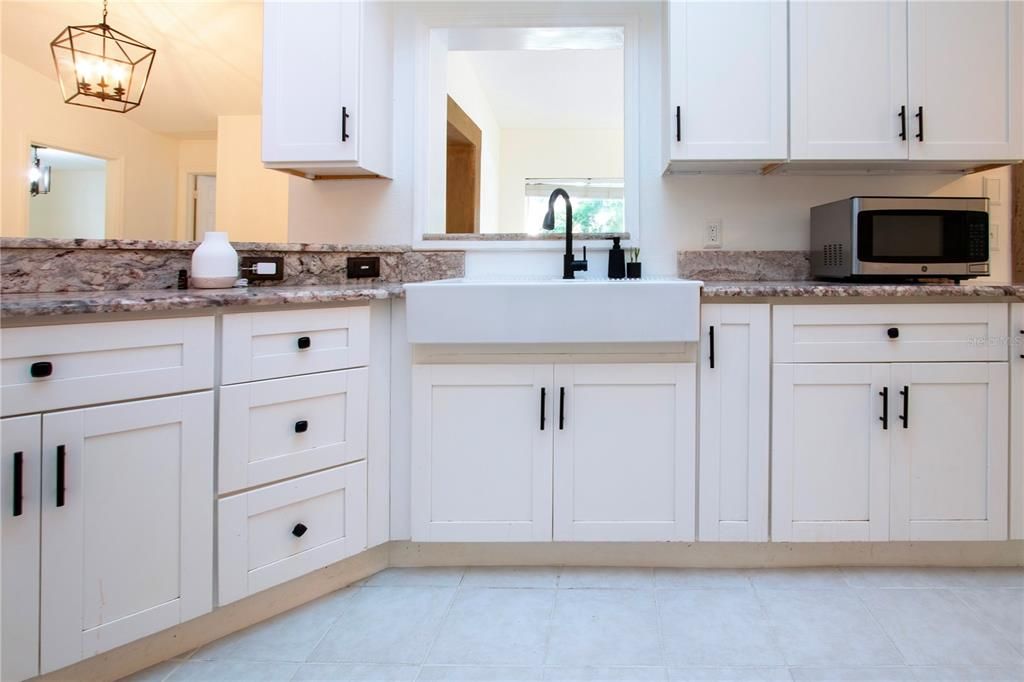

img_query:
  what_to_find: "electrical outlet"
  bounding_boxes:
[704,219,723,249]
[983,177,1002,206]
[990,223,1000,251]
[240,256,284,281]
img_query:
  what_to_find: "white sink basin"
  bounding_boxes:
[405,277,703,344]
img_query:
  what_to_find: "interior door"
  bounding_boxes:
[772,363,891,542]
[411,365,553,542]
[790,0,909,159]
[908,0,1023,160]
[39,393,213,674]
[890,363,1009,541]
[553,364,696,541]
[2,415,41,682]
[668,0,788,160]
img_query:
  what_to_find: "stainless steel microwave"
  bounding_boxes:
[810,196,990,281]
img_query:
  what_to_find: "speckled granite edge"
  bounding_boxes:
[423,232,630,241]
[679,250,811,281]
[0,285,406,319]
[0,237,410,252]
[701,281,1023,299]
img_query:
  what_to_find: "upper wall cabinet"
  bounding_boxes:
[791,0,1023,162]
[665,0,788,168]
[262,0,393,179]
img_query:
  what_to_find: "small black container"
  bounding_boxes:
[607,237,626,279]
[626,262,642,279]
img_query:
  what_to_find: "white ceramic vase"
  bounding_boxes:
[191,231,238,289]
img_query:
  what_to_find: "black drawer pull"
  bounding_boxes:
[675,105,681,142]
[898,105,907,141]
[292,523,308,538]
[887,327,899,339]
[899,386,909,429]
[12,451,23,517]
[559,387,566,430]
[30,361,53,378]
[540,388,546,431]
[56,445,66,507]
[915,105,924,141]
[709,325,716,369]
[879,388,889,430]
[294,420,308,434]
[341,106,350,142]
[297,336,311,350]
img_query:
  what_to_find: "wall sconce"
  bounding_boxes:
[30,147,52,197]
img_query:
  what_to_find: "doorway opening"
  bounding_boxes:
[188,173,217,240]
[27,146,107,239]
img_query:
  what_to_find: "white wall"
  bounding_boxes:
[446,52,501,232]
[286,2,1013,283]
[215,115,289,243]
[498,128,623,233]
[28,168,106,239]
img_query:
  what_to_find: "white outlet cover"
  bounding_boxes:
[983,177,1002,205]
[704,219,723,249]
[990,223,1000,251]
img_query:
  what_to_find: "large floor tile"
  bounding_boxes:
[427,588,555,665]
[654,568,751,590]
[860,589,1023,666]
[462,567,560,589]
[913,569,1024,589]
[546,589,662,666]
[557,567,655,589]
[910,665,1024,680]
[953,589,1024,650]
[658,589,784,667]
[842,568,951,589]
[544,666,668,680]
[788,666,917,681]
[363,567,465,587]
[668,668,791,681]
[293,663,420,681]
[759,589,903,667]
[309,587,456,664]
[748,568,847,590]
[117,659,182,682]
[164,660,299,681]
[419,665,545,681]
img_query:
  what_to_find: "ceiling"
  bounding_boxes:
[2,0,262,137]
[453,48,624,130]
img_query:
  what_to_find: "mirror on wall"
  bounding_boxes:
[28,146,108,239]
[435,27,626,236]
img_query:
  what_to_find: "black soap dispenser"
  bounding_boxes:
[607,237,626,279]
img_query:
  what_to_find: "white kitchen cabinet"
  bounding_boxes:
[2,415,41,682]
[772,363,892,542]
[790,0,909,160]
[553,364,695,542]
[411,365,553,542]
[907,0,1023,161]
[665,0,788,165]
[698,305,770,542]
[890,363,1008,541]
[262,0,393,178]
[1012,304,1024,540]
[39,393,214,674]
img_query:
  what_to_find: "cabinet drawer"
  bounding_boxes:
[773,303,1008,363]
[1,317,214,416]
[219,368,368,493]
[221,306,369,384]
[217,461,366,605]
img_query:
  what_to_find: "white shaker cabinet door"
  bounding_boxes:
[1,415,41,682]
[553,364,696,542]
[790,0,909,159]
[890,363,1009,541]
[411,365,553,542]
[39,393,213,674]
[1012,304,1024,539]
[907,0,1023,160]
[698,305,770,542]
[772,363,891,542]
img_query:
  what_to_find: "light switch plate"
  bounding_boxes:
[983,177,1002,205]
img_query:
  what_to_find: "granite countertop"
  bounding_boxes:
[0,284,405,319]
[701,281,1024,299]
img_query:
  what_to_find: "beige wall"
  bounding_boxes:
[1,55,179,240]
[214,115,288,243]
[175,139,218,241]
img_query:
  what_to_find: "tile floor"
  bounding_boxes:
[125,566,1024,682]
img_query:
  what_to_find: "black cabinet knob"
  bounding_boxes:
[292,523,308,537]
[294,420,308,433]
[30,361,53,378]
[887,327,900,339]
[297,336,311,350]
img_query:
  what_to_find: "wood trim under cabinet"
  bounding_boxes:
[1013,161,1023,284]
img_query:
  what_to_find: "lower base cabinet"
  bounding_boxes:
[411,363,696,542]
[1013,303,1024,539]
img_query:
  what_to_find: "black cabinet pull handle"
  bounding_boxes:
[915,106,924,141]
[341,106,350,141]
[675,106,681,142]
[899,386,909,429]
[297,336,311,350]
[12,451,23,517]
[559,387,566,431]
[887,327,900,339]
[709,325,716,369]
[540,387,546,431]
[294,420,308,434]
[898,105,907,140]
[56,445,66,507]
[292,523,308,538]
[1019,329,1023,359]
[30,361,53,378]
[879,388,889,430]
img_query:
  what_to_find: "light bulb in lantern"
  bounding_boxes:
[28,165,42,183]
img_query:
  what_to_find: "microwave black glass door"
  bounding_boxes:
[857,210,988,263]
